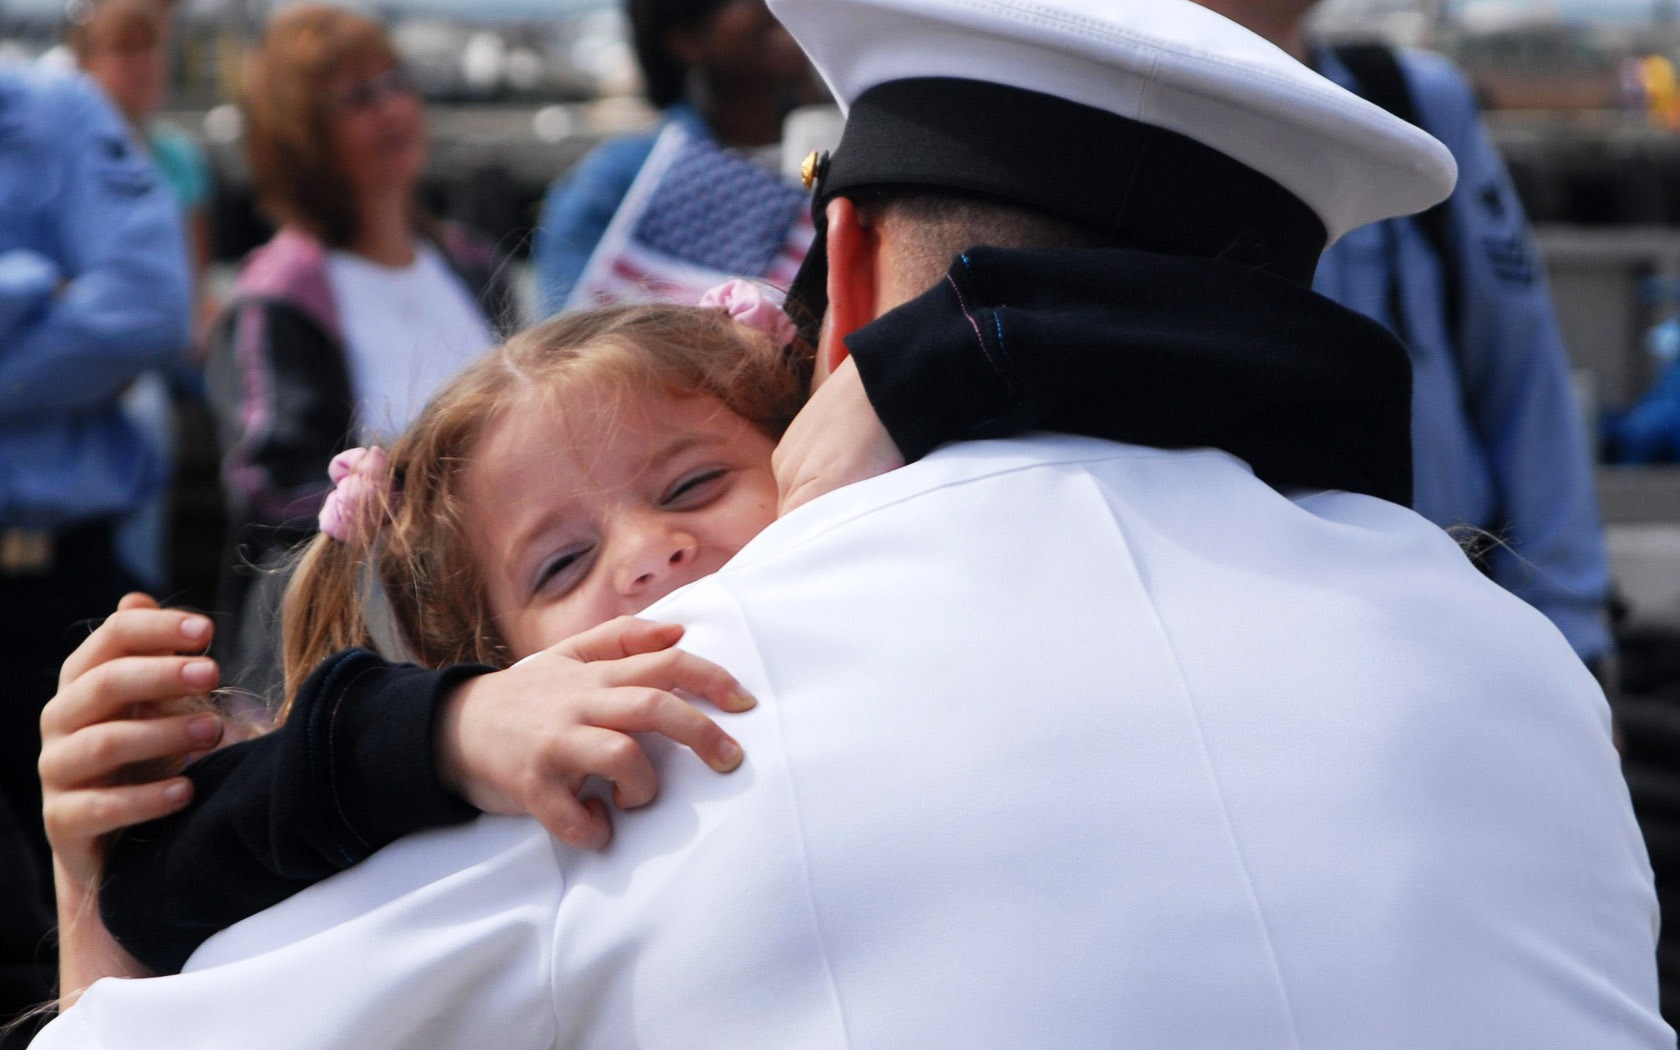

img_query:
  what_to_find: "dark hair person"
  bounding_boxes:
[532,0,819,311]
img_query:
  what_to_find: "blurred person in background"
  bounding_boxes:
[70,0,215,598]
[533,0,822,312]
[71,0,213,329]
[206,3,517,704]
[1193,0,1616,678]
[0,60,189,1046]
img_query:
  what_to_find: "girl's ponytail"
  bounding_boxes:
[278,531,375,716]
[277,447,396,718]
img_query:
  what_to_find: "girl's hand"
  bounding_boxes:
[41,593,223,1001]
[772,355,904,515]
[434,616,756,850]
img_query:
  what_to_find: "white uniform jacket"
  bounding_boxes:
[35,435,1669,1049]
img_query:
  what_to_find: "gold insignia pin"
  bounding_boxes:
[801,150,825,191]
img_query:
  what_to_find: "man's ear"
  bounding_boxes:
[818,197,877,380]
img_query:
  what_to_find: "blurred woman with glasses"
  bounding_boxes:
[207,3,518,702]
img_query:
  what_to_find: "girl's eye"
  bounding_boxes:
[533,545,594,597]
[661,468,728,508]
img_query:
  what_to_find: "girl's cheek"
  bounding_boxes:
[531,600,596,653]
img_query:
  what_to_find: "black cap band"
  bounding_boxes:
[785,77,1329,339]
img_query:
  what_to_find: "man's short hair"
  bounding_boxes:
[857,191,1121,296]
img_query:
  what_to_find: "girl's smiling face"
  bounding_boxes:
[462,382,779,661]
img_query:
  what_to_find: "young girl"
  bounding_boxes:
[279,281,806,696]
[41,282,808,998]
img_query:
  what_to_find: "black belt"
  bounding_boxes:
[0,521,115,578]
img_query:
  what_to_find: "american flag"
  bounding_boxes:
[568,124,814,310]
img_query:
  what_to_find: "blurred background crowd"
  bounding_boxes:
[7,0,1678,761]
[9,0,1680,621]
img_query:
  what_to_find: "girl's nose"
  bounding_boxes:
[614,523,701,598]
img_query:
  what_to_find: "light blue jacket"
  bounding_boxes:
[0,66,190,529]
[1314,48,1612,663]
[532,102,710,316]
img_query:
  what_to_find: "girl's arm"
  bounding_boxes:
[99,650,485,977]
[83,617,753,976]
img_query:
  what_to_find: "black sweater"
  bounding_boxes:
[102,246,1412,974]
[101,652,488,974]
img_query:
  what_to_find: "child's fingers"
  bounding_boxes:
[564,724,662,811]
[554,616,685,662]
[585,688,746,776]
[598,648,757,714]
[39,713,222,791]
[44,655,219,736]
[527,788,613,851]
[42,777,193,847]
[116,592,161,613]
[58,606,214,687]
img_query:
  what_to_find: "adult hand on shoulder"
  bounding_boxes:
[41,593,222,1001]
[773,355,904,515]
[433,616,756,851]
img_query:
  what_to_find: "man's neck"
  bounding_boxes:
[1195,2,1312,63]
[1274,22,1310,64]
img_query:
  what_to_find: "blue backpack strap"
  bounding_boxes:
[1332,43,1462,346]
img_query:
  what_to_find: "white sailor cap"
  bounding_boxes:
[772,0,1457,294]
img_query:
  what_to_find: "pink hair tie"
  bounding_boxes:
[318,446,392,547]
[699,279,799,347]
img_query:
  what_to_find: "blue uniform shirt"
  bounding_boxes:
[0,66,190,529]
[1313,48,1612,663]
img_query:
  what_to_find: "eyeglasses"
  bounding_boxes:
[332,67,416,113]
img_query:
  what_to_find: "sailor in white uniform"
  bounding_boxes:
[32,0,1671,1047]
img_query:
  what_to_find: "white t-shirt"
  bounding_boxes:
[33,436,1670,1050]
[326,243,495,440]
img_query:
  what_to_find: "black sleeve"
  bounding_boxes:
[843,250,1051,463]
[842,246,1414,505]
[100,650,490,976]
[842,249,1157,462]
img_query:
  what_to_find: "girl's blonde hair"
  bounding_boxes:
[278,303,810,711]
